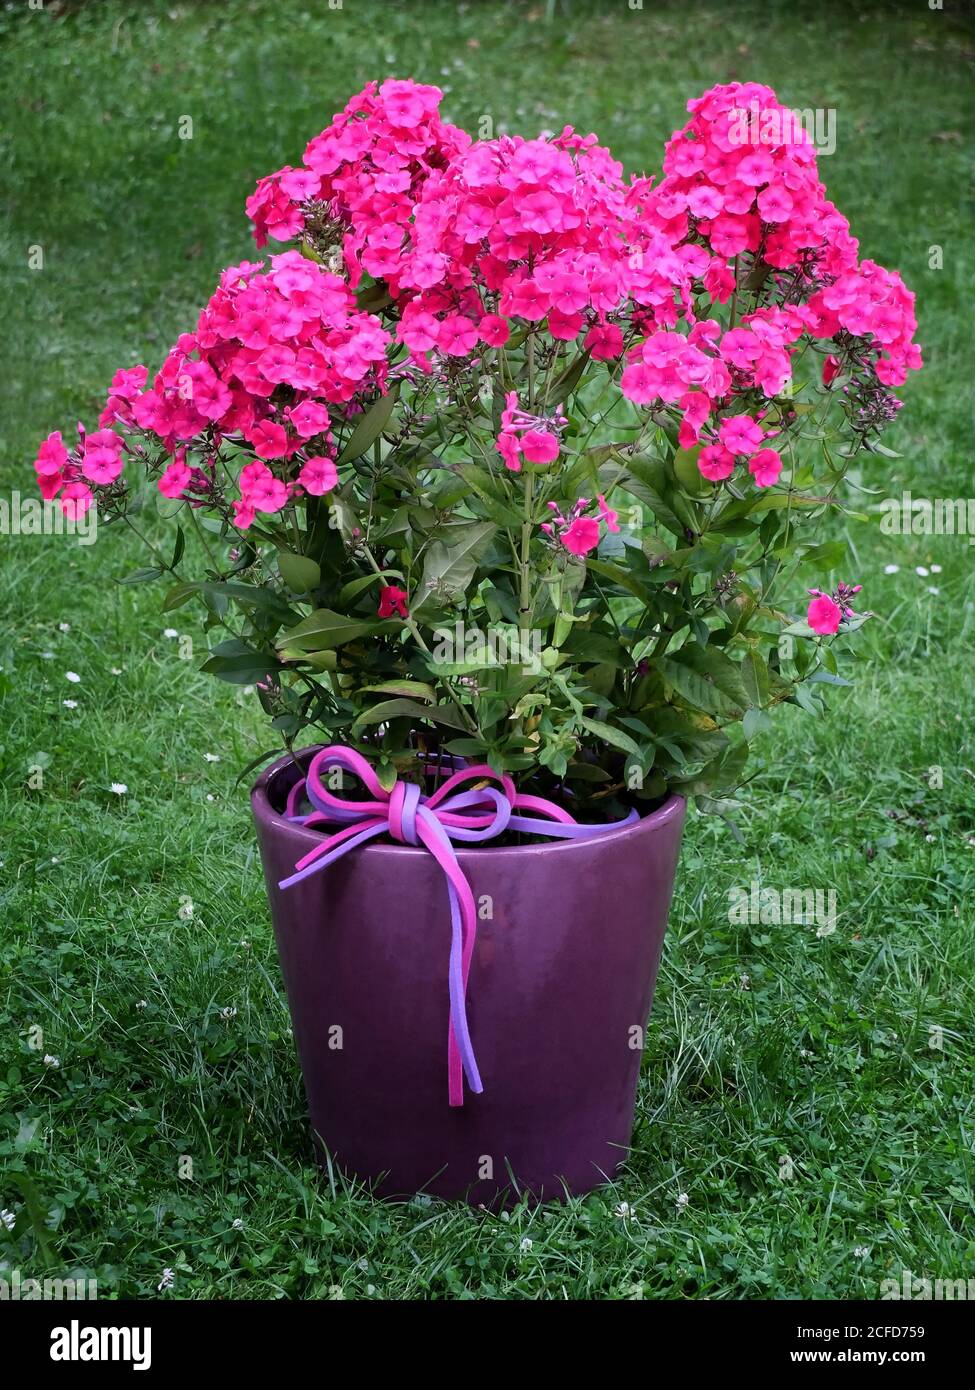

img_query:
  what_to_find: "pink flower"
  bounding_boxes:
[718,414,764,457]
[822,354,841,387]
[287,401,332,439]
[232,498,256,530]
[807,594,842,635]
[158,460,192,498]
[698,444,736,481]
[35,431,69,476]
[748,447,783,488]
[562,517,601,556]
[298,455,338,495]
[479,314,510,348]
[240,459,288,513]
[496,431,522,472]
[60,482,93,519]
[520,429,559,465]
[80,429,124,485]
[378,584,409,619]
[597,494,620,533]
[247,420,291,460]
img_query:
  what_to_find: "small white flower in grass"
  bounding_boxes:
[40,651,54,659]
[739,972,750,990]
[206,794,215,803]
[50,857,59,864]
[676,1192,689,1211]
[232,1218,244,1230]
[63,699,78,709]
[519,1237,533,1254]
[43,1054,60,1068]
[204,753,220,763]
[158,1268,175,1292]
[328,1285,346,1300]
[930,563,942,573]
[65,671,81,684]
[915,565,929,577]
[928,586,940,596]
[883,564,899,575]
[111,667,123,676]
[136,1000,147,1010]
[0,1208,15,1230]
[613,1201,633,1220]
[110,783,128,796]
[925,834,936,843]
[853,1245,871,1259]
[163,628,178,639]
[58,622,71,633]
[219,1006,237,1022]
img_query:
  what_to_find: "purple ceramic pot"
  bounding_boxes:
[252,748,685,1204]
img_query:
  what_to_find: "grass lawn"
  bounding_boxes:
[1,0,973,1299]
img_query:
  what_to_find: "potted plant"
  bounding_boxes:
[33,79,920,1203]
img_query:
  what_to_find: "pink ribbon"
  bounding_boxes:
[279,745,639,1106]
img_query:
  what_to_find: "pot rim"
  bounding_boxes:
[251,745,686,859]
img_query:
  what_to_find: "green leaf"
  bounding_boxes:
[277,551,322,593]
[200,639,281,685]
[337,383,400,465]
[579,717,644,759]
[415,521,496,609]
[357,679,436,702]
[352,698,471,732]
[277,608,381,653]
[666,643,750,709]
[118,566,163,585]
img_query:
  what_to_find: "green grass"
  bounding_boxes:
[1,0,974,1299]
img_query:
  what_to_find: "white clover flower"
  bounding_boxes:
[930,564,942,573]
[136,1000,147,1010]
[853,1245,871,1259]
[232,1217,244,1230]
[163,628,179,639]
[928,586,940,596]
[63,700,78,709]
[110,783,128,796]
[519,1237,533,1254]
[219,1006,237,1021]
[915,565,929,577]
[883,564,899,575]
[1,1209,16,1231]
[111,667,123,676]
[158,1268,175,1291]
[43,1054,61,1068]
[65,671,81,683]
[58,622,71,633]
[203,753,220,763]
[614,1201,633,1220]
[676,1192,690,1210]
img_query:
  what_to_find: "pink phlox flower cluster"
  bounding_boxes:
[541,493,619,557]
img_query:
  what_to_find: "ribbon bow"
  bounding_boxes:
[279,745,638,1106]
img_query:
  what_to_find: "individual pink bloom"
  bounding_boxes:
[158,460,192,498]
[520,429,559,465]
[748,447,783,488]
[686,184,724,219]
[756,183,794,223]
[38,470,65,500]
[698,444,736,482]
[584,322,624,361]
[35,431,69,477]
[248,419,290,459]
[822,354,842,386]
[287,400,332,438]
[619,360,661,405]
[80,429,124,485]
[562,517,601,556]
[807,594,842,635]
[496,430,522,472]
[597,495,620,533]
[718,413,765,456]
[240,459,288,512]
[298,455,338,495]
[478,314,510,348]
[60,482,94,519]
[438,314,479,356]
[232,498,256,530]
[378,584,409,619]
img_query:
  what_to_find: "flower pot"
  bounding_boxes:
[251,748,685,1203]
